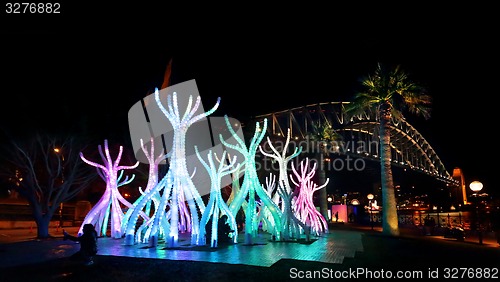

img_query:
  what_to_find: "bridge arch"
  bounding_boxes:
[251,102,458,186]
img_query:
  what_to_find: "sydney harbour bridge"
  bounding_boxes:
[247,101,465,205]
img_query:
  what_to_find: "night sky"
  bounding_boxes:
[1,5,497,196]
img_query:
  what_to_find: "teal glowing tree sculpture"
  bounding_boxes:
[196,147,240,247]
[276,179,309,241]
[155,89,220,247]
[122,137,169,245]
[258,128,302,211]
[257,173,280,234]
[79,139,139,238]
[226,164,243,207]
[124,170,172,246]
[290,158,329,236]
[222,116,282,244]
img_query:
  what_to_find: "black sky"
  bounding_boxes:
[1,5,497,196]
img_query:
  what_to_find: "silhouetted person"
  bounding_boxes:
[218,215,234,244]
[236,209,245,231]
[64,223,98,265]
[335,211,339,222]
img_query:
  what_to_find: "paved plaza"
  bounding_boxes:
[95,230,364,267]
[0,227,365,268]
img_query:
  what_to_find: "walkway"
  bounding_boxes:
[96,230,364,267]
[1,223,497,269]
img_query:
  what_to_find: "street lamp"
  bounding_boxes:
[54,147,64,228]
[469,181,483,244]
[367,194,374,230]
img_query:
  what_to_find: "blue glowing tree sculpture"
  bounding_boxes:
[259,128,302,211]
[79,139,139,238]
[155,89,220,247]
[226,164,243,206]
[196,147,240,247]
[222,116,282,244]
[290,158,329,236]
[122,137,169,245]
[276,179,309,241]
[124,170,172,246]
[257,173,280,234]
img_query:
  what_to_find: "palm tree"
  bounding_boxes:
[308,120,343,222]
[346,63,431,236]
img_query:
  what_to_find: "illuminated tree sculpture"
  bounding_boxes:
[155,88,220,247]
[124,171,172,246]
[257,173,280,234]
[123,137,169,245]
[226,164,244,207]
[79,139,140,238]
[276,179,308,241]
[196,147,240,247]
[222,116,282,244]
[258,128,302,211]
[290,158,329,236]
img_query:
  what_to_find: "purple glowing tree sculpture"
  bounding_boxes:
[79,139,140,238]
[196,147,240,247]
[290,158,329,236]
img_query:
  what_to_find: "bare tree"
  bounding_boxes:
[1,134,96,238]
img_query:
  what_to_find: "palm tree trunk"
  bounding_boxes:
[380,108,400,236]
[318,157,329,222]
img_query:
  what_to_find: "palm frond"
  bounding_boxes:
[349,62,432,121]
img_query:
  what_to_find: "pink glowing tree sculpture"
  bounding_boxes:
[290,158,329,236]
[258,128,302,211]
[122,137,169,245]
[222,116,282,244]
[155,89,220,247]
[79,139,140,238]
[196,147,240,247]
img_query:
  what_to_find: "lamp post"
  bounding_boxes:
[469,181,483,245]
[54,147,64,228]
[367,194,374,230]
